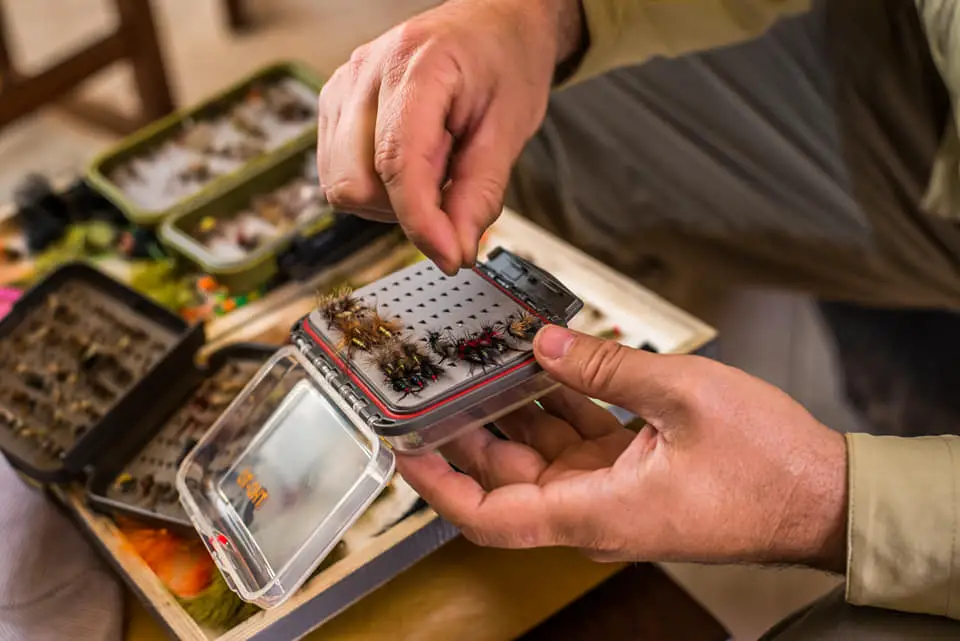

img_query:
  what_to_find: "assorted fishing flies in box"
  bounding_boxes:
[107,78,317,214]
[182,152,326,264]
[177,247,583,608]
[294,252,579,451]
[86,62,324,228]
[0,263,203,483]
[88,348,273,530]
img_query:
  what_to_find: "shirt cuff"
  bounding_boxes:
[554,0,662,89]
[846,433,960,618]
[555,0,811,90]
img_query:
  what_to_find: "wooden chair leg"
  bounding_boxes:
[114,0,175,124]
[0,3,14,89]
[224,0,251,32]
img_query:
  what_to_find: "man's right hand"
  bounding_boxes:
[315,0,583,274]
[398,326,850,573]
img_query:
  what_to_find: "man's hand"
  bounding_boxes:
[397,326,849,573]
[316,0,583,275]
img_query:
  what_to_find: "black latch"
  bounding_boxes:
[482,247,583,322]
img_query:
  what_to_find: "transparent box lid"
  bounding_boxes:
[175,346,395,609]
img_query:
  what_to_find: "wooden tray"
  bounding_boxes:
[59,208,717,640]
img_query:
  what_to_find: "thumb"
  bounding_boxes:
[533,325,680,419]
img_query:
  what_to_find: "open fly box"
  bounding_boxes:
[177,247,584,608]
[52,208,717,641]
[0,259,416,540]
[158,140,335,294]
[85,343,278,532]
[86,61,323,228]
[0,262,205,485]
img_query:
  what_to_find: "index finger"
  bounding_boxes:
[396,451,610,549]
[375,58,461,274]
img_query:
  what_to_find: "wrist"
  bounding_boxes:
[552,0,587,65]
[814,432,850,574]
[523,0,585,65]
[782,430,849,574]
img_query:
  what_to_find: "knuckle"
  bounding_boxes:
[664,356,719,410]
[324,65,346,91]
[346,44,370,78]
[468,175,506,220]
[373,133,404,187]
[390,22,430,59]
[324,178,377,209]
[383,23,448,89]
[579,340,628,392]
[349,43,370,65]
[382,55,409,90]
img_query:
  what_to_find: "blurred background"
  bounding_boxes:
[0,0,439,201]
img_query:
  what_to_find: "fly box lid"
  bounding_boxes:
[176,248,582,609]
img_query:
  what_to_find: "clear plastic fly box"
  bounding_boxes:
[176,247,583,608]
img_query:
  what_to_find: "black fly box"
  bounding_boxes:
[0,262,204,484]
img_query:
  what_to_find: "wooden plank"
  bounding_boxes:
[0,2,13,82]
[0,33,127,129]
[65,480,451,641]
[114,0,175,122]
[0,0,174,134]
[123,534,622,641]
[223,0,251,32]
[61,487,212,640]
[57,96,140,137]
[295,542,621,641]
[217,511,447,641]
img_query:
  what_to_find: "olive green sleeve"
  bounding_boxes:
[845,433,960,618]
[559,0,811,87]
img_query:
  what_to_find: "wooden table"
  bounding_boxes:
[126,539,624,641]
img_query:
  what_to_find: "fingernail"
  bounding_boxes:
[536,325,574,360]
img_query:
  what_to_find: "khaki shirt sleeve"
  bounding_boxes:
[561,0,811,87]
[846,433,960,618]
